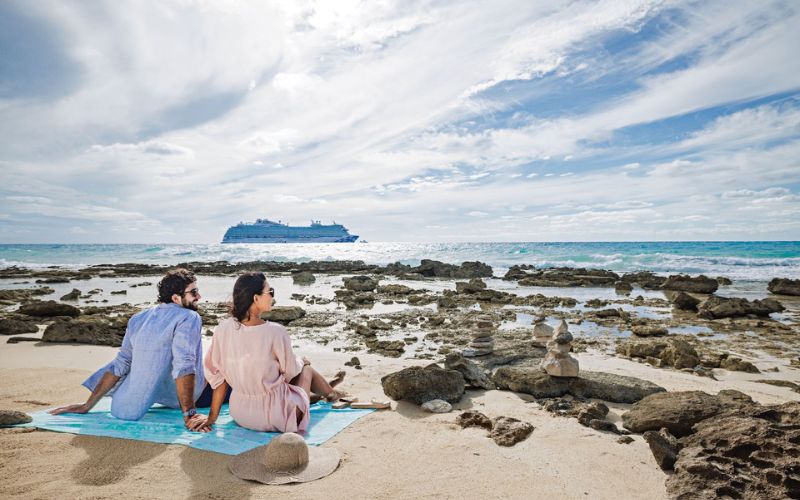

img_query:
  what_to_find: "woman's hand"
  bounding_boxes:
[48,403,92,415]
[184,413,211,432]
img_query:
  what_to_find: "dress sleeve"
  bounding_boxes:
[109,319,134,377]
[171,312,202,379]
[203,325,226,389]
[273,325,303,381]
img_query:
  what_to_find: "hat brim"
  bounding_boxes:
[229,445,340,485]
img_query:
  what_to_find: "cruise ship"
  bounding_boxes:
[221,219,359,243]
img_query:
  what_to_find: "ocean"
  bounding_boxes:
[0,242,797,282]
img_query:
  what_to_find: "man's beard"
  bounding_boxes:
[181,297,198,311]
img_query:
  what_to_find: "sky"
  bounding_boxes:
[1,0,799,243]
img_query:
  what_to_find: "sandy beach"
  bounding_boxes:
[1,263,799,499]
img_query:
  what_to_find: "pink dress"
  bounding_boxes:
[204,317,310,433]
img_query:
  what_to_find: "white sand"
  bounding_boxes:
[1,336,799,499]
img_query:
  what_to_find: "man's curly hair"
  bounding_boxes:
[156,268,197,304]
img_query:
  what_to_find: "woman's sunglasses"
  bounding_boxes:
[268,287,275,298]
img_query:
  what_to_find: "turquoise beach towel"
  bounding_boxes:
[21,398,373,455]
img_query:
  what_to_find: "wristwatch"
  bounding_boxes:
[183,408,197,419]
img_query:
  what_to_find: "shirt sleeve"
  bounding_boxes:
[273,325,302,381]
[203,325,226,389]
[109,320,135,377]
[171,312,202,379]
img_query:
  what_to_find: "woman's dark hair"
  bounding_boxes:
[157,268,196,304]
[230,272,267,322]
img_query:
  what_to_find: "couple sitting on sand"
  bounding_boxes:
[50,269,345,434]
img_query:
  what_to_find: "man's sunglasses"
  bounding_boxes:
[184,288,200,298]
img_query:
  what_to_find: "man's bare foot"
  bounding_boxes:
[330,370,346,388]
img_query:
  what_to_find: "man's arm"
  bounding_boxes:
[49,370,120,415]
[176,373,209,432]
[172,313,209,432]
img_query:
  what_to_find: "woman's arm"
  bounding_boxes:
[206,380,229,426]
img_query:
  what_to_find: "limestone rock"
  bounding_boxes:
[643,428,680,471]
[576,402,610,426]
[455,278,487,294]
[620,271,666,290]
[489,417,534,446]
[377,284,413,295]
[492,368,665,403]
[444,352,495,390]
[365,339,405,357]
[0,410,32,426]
[381,364,465,404]
[0,316,39,336]
[667,401,800,500]
[457,410,493,430]
[661,274,718,294]
[587,419,620,433]
[631,325,668,337]
[19,301,81,318]
[622,390,755,436]
[512,266,620,287]
[262,306,306,324]
[60,288,81,301]
[614,281,633,294]
[342,275,378,292]
[718,356,759,373]
[768,277,800,296]
[421,399,452,413]
[617,338,699,369]
[291,271,316,285]
[697,295,784,319]
[42,317,126,346]
[664,291,700,311]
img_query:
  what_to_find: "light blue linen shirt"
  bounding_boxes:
[82,303,205,420]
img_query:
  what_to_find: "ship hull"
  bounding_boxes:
[222,235,359,244]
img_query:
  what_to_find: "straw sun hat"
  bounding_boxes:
[229,433,340,484]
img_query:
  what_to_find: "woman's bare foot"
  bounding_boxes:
[324,389,347,402]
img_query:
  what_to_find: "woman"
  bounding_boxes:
[204,272,344,433]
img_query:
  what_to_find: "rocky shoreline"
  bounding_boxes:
[2,259,799,497]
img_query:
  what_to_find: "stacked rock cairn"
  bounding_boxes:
[463,315,495,357]
[532,317,553,347]
[540,319,579,377]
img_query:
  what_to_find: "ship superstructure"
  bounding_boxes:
[221,219,358,243]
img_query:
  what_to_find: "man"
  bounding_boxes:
[50,268,211,432]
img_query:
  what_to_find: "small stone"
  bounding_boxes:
[421,399,452,413]
[344,356,361,367]
[0,410,32,426]
[617,436,635,444]
[489,416,534,446]
[457,410,493,430]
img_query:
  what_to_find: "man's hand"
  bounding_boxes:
[184,413,211,432]
[48,403,92,415]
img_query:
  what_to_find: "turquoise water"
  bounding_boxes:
[0,242,797,281]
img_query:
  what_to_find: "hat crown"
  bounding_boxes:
[264,433,309,472]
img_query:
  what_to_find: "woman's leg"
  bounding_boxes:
[289,366,313,425]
